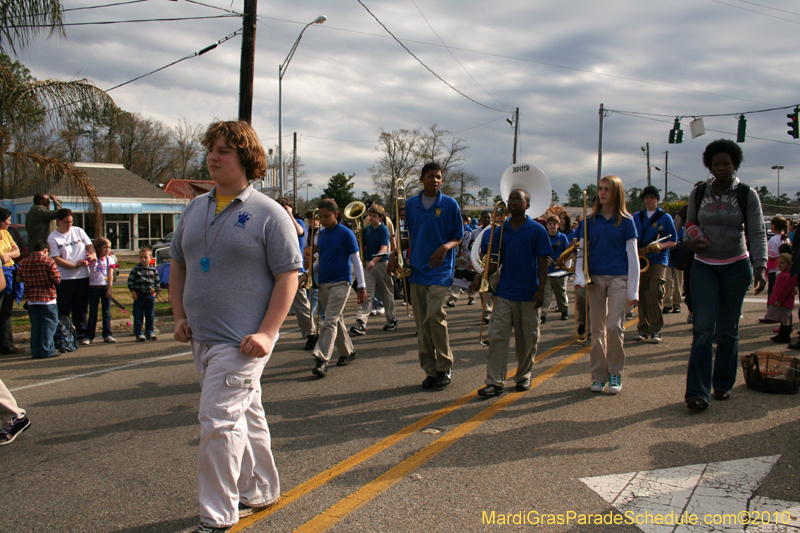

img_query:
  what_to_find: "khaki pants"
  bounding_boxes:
[587,275,628,383]
[292,273,313,338]
[485,297,541,386]
[0,378,23,427]
[663,266,683,308]
[576,284,590,329]
[192,341,279,528]
[313,281,354,363]
[410,283,454,377]
[541,276,569,318]
[356,262,396,325]
[637,263,667,335]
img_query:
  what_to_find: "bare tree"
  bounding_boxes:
[417,124,469,196]
[370,128,423,210]
[170,119,203,180]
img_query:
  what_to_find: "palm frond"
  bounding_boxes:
[4,151,103,236]
[9,78,114,129]
[0,1,65,56]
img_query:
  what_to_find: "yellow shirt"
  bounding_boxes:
[0,230,16,267]
[215,193,237,215]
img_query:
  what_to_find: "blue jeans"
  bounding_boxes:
[28,303,58,359]
[87,286,112,340]
[133,293,155,337]
[685,259,752,402]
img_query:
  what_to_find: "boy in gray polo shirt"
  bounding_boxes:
[170,120,302,533]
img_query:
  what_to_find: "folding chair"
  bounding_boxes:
[156,261,170,303]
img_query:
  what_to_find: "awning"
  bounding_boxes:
[101,202,143,214]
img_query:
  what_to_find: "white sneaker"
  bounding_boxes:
[80,338,91,345]
[375,307,385,315]
[369,309,377,316]
[608,374,622,394]
[590,382,605,392]
[633,333,647,342]
[103,336,117,343]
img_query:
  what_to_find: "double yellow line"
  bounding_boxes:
[233,334,595,533]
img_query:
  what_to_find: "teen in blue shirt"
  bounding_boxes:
[309,198,367,378]
[632,186,677,344]
[471,189,552,397]
[389,163,463,390]
[541,215,570,322]
[574,175,640,395]
[353,203,397,334]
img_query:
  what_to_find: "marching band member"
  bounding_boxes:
[574,175,640,394]
[446,214,474,308]
[352,203,398,334]
[308,199,367,378]
[389,163,463,390]
[482,208,506,324]
[632,186,677,344]
[541,215,570,323]
[471,189,551,397]
[276,197,315,349]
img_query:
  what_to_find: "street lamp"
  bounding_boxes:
[772,165,784,203]
[278,15,326,198]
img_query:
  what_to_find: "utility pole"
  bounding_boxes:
[645,142,651,187]
[238,0,257,123]
[664,151,669,201]
[512,107,519,164]
[596,103,605,185]
[293,132,298,207]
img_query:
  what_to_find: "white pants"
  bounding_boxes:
[193,341,280,528]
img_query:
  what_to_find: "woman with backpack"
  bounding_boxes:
[683,139,767,411]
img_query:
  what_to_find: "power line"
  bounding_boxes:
[13,14,239,27]
[183,0,243,16]
[106,29,241,92]
[732,0,800,17]
[408,0,508,110]
[356,0,510,114]
[710,0,800,24]
[63,0,151,12]
[259,15,774,107]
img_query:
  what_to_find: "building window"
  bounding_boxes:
[138,214,175,247]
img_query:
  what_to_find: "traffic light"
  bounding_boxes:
[737,115,747,143]
[788,107,799,139]
[668,118,683,144]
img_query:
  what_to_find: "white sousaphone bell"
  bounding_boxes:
[470,162,552,273]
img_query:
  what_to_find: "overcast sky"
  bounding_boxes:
[16,0,800,206]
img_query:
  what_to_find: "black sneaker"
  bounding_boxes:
[560,312,568,320]
[337,351,357,367]
[577,324,586,335]
[662,306,672,313]
[540,316,547,324]
[421,376,437,389]
[312,357,328,377]
[446,297,457,308]
[383,318,398,331]
[483,313,491,324]
[146,334,157,341]
[136,335,146,342]
[349,320,367,336]
[192,524,232,533]
[304,334,319,350]
[0,415,31,446]
[625,312,633,320]
[435,370,452,390]
[477,384,504,397]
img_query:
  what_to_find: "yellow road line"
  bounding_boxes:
[292,344,591,533]
[232,336,577,532]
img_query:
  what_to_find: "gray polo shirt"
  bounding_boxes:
[170,185,302,345]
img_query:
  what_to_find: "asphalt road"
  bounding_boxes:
[2,288,799,533]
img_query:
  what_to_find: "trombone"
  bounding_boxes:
[344,200,367,265]
[394,178,411,316]
[573,190,591,343]
[478,200,507,345]
[305,208,320,334]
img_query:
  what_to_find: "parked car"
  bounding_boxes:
[151,232,174,266]
[8,224,29,262]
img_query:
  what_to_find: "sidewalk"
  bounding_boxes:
[12,315,175,344]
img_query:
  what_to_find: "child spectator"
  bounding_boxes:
[17,240,61,359]
[127,247,160,342]
[765,253,796,343]
[85,237,117,344]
